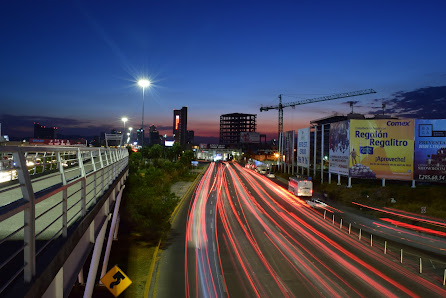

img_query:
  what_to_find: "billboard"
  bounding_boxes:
[297,127,310,167]
[240,132,260,143]
[329,121,350,175]
[29,138,84,146]
[414,119,446,182]
[284,130,295,165]
[349,119,414,180]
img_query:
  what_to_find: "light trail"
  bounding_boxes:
[232,163,445,296]
[232,167,409,297]
[185,162,224,298]
[185,162,446,297]
[353,201,446,228]
[379,217,446,237]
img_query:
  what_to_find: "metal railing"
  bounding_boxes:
[0,146,128,295]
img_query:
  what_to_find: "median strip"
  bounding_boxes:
[144,166,207,297]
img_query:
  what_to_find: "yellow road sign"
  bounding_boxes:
[100,265,132,297]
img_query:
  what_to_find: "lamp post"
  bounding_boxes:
[128,127,133,144]
[121,117,128,146]
[137,79,151,147]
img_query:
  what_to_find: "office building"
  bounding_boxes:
[173,107,188,147]
[34,123,57,139]
[137,128,144,146]
[149,125,161,145]
[187,130,194,147]
[220,113,256,145]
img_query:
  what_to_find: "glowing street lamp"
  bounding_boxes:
[121,117,128,146]
[138,79,151,147]
[121,117,128,131]
[128,127,133,144]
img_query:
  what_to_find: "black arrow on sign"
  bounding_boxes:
[110,271,125,289]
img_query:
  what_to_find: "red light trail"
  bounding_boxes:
[184,162,446,297]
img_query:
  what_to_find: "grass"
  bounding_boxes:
[100,167,202,297]
[277,170,446,220]
[108,232,156,298]
[315,176,446,220]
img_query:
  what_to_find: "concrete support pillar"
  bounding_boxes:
[42,267,63,298]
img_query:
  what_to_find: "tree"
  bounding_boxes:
[140,146,150,159]
[179,150,194,167]
[149,144,163,160]
[166,147,175,161]
[172,143,183,161]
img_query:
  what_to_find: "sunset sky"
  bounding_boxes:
[1,0,445,142]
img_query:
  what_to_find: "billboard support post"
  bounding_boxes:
[412,180,416,188]
[279,132,282,173]
[347,177,352,188]
[382,178,386,187]
[313,126,317,178]
[329,172,331,184]
[280,132,284,173]
[292,131,295,175]
[337,174,341,185]
[321,124,324,184]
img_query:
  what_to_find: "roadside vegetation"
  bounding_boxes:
[124,143,195,242]
[317,177,446,220]
[104,144,199,297]
[276,170,446,220]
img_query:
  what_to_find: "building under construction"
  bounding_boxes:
[220,113,256,145]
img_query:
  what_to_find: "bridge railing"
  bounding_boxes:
[0,146,128,295]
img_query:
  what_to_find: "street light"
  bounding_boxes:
[128,127,133,144]
[138,79,151,147]
[121,117,128,131]
[121,117,128,146]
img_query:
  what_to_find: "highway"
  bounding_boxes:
[177,162,446,297]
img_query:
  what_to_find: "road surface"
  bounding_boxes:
[154,162,446,297]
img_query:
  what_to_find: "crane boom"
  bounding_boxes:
[260,89,376,140]
[260,89,376,112]
[259,89,376,170]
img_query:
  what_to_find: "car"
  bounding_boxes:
[259,169,267,174]
[305,198,327,208]
[266,173,275,178]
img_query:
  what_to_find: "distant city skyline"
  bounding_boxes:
[1,1,445,142]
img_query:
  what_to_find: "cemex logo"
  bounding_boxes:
[386,121,411,126]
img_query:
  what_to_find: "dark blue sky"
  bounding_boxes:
[1,0,445,140]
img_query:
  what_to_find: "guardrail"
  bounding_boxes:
[0,146,128,295]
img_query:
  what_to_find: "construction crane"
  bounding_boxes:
[260,89,377,142]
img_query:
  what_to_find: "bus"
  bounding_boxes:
[288,176,313,197]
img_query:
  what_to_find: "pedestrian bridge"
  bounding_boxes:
[0,146,128,297]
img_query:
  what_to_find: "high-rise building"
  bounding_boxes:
[149,125,161,145]
[220,113,256,145]
[187,130,194,147]
[34,123,57,139]
[137,128,144,146]
[173,107,188,147]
